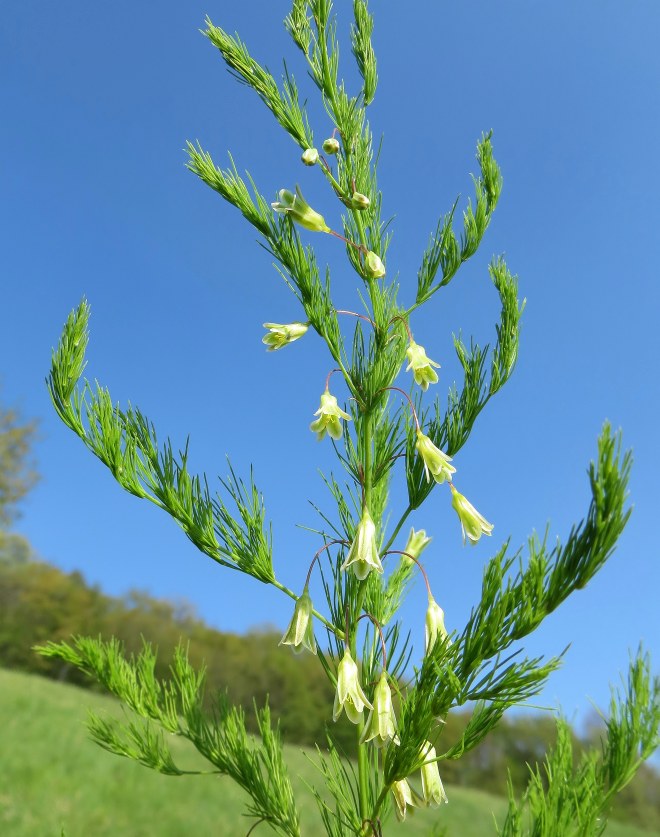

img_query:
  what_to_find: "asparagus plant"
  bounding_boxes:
[38,2,658,834]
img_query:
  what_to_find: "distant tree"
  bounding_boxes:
[0,396,39,526]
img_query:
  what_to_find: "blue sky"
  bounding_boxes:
[2,0,659,727]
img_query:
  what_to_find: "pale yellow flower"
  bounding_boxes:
[310,389,351,441]
[340,507,383,580]
[333,648,373,724]
[450,484,494,545]
[406,341,440,390]
[279,587,316,655]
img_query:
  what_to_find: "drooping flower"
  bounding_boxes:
[322,137,340,155]
[364,250,385,278]
[309,389,351,441]
[279,586,317,655]
[271,186,330,233]
[401,527,432,565]
[450,484,494,545]
[425,595,448,655]
[301,147,319,166]
[419,741,448,807]
[262,322,309,351]
[333,647,373,724]
[406,341,441,391]
[360,671,397,748]
[340,507,383,580]
[416,431,456,484]
[391,778,424,822]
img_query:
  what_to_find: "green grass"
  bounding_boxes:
[0,668,650,836]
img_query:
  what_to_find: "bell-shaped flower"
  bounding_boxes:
[406,341,441,391]
[391,778,424,822]
[262,321,308,351]
[310,389,351,441]
[416,431,456,484]
[301,147,319,166]
[340,507,383,580]
[322,137,340,155]
[401,527,432,565]
[364,250,385,278]
[279,586,317,655]
[360,671,397,748]
[425,595,448,655]
[271,186,330,233]
[419,741,448,807]
[450,484,494,545]
[333,647,373,724]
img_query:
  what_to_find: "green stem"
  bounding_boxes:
[381,504,413,555]
[354,406,374,826]
[366,785,390,831]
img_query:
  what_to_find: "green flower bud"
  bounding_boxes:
[301,147,319,166]
[406,340,441,390]
[340,507,383,580]
[364,250,385,278]
[262,321,309,351]
[279,587,317,655]
[333,647,373,724]
[322,137,340,155]
[425,595,448,655]
[416,430,456,484]
[420,741,448,807]
[391,778,424,822]
[351,191,370,210]
[450,484,494,545]
[271,186,330,233]
[360,671,398,748]
[402,528,432,565]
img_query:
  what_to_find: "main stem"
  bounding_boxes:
[356,408,373,832]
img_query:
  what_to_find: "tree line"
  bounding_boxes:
[1,541,658,831]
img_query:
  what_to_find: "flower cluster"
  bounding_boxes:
[266,130,496,830]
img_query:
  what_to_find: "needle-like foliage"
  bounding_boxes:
[40,2,656,834]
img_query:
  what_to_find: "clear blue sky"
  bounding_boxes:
[2,0,659,727]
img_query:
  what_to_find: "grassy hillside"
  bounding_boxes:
[0,668,650,836]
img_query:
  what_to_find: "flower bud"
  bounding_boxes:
[279,587,317,654]
[340,507,383,580]
[301,147,319,166]
[333,647,373,724]
[425,595,448,655]
[262,322,308,351]
[309,389,351,441]
[450,484,494,545]
[322,137,340,155]
[351,191,370,210]
[364,250,385,279]
[406,341,441,391]
[416,430,456,484]
[401,528,432,565]
[360,671,397,748]
[271,186,330,233]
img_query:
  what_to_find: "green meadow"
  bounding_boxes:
[0,668,650,836]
